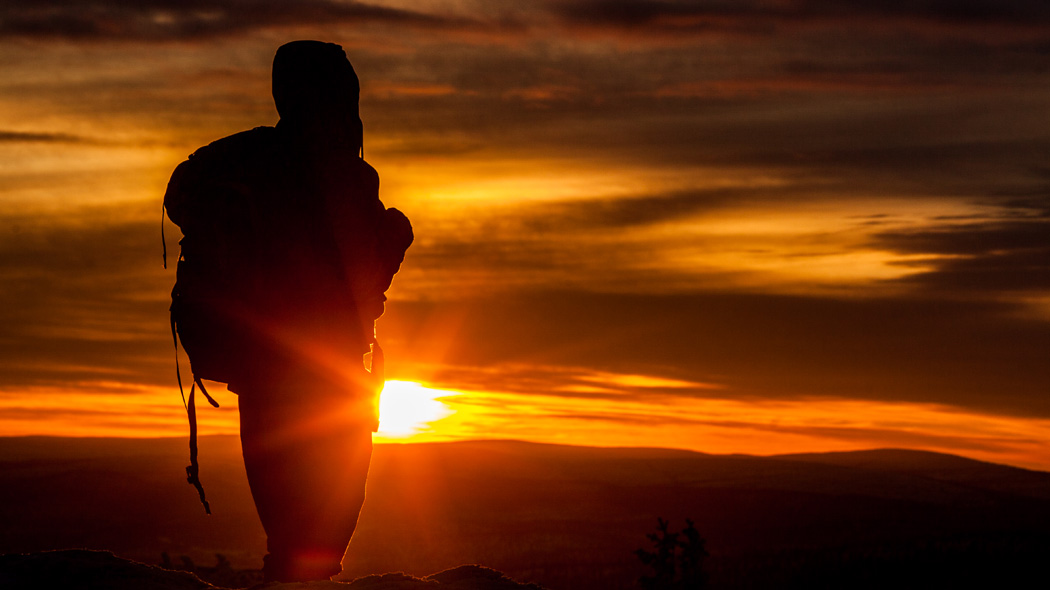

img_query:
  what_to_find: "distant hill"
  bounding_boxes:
[1,437,1049,589]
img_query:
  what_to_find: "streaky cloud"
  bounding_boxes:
[875,217,1050,294]
[0,0,483,41]
[0,130,95,144]
[548,0,1050,31]
[382,290,1050,418]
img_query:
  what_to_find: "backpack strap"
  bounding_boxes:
[161,202,168,270]
[185,382,211,515]
[171,312,187,410]
[170,298,219,514]
[369,340,384,389]
[367,340,384,433]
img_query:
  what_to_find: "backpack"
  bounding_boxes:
[162,128,274,513]
[165,132,264,387]
[162,128,412,513]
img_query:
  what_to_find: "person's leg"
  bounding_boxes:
[238,389,373,582]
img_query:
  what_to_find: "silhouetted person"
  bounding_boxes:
[164,41,412,582]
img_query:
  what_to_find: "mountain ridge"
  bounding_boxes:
[2,436,1048,589]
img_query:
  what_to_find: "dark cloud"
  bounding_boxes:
[1,173,1047,440]
[382,290,1050,418]
[406,363,717,403]
[549,0,742,29]
[0,130,94,144]
[0,209,174,390]
[879,218,1050,257]
[439,187,763,238]
[7,208,1048,426]
[874,212,1050,294]
[9,0,1050,45]
[7,0,1048,210]
[0,0,478,41]
[548,0,1050,31]
[354,37,1050,204]
[805,0,1050,24]
[3,0,1050,449]
[518,188,747,230]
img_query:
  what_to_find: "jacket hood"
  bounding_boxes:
[272,40,362,147]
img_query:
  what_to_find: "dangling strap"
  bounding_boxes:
[161,202,168,270]
[171,312,187,411]
[194,374,220,409]
[185,382,211,515]
[370,340,385,391]
[368,339,385,432]
[170,306,218,514]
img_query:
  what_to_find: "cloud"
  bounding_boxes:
[382,289,1050,419]
[403,363,720,402]
[546,0,1050,33]
[873,211,1050,295]
[9,0,1048,45]
[2,176,1048,443]
[514,188,753,230]
[534,409,1038,456]
[0,130,96,144]
[0,207,174,390]
[0,1,480,41]
[3,0,1050,450]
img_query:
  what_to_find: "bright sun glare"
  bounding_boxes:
[376,380,456,438]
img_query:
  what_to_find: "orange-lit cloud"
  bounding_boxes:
[7,374,1050,471]
[2,0,1050,472]
[0,1,484,42]
[0,382,238,438]
[417,382,1050,471]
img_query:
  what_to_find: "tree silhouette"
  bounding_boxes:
[636,518,708,590]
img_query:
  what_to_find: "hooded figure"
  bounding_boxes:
[164,40,412,582]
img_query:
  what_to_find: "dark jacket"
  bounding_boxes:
[165,125,412,394]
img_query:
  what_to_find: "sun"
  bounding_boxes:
[376,380,457,438]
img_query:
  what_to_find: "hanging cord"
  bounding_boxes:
[194,373,220,408]
[368,339,384,433]
[161,202,168,269]
[370,340,384,388]
[170,313,187,410]
[170,311,218,514]
[168,238,219,513]
[185,382,211,515]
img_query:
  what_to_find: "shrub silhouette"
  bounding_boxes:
[636,518,708,589]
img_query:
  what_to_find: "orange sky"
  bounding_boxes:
[2,1,1050,470]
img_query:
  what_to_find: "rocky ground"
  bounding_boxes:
[0,550,547,590]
